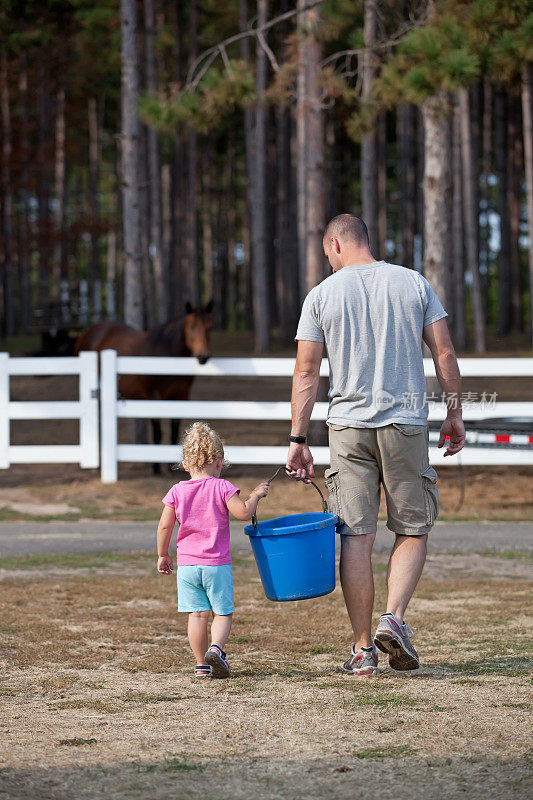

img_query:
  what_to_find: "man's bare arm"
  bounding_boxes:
[422,318,465,456]
[290,340,324,436]
[286,340,324,480]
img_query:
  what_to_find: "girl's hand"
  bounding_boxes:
[157,555,173,574]
[253,482,270,499]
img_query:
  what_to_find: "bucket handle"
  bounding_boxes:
[251,466,328,529]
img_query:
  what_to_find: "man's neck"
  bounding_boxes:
[338,249,379,269]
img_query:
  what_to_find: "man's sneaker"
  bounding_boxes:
[342,643,378,676]
[204,644,230,679]
[374,613,419,671]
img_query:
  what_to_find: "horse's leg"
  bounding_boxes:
[169,419,181,473]
[152,419,162,476]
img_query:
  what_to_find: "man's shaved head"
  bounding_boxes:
[323,214,370,248]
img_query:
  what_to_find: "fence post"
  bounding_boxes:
[100,349,118,482]
[79,351,99,468]
[0,353,9,468]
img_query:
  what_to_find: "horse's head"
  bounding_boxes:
[184,300,213,364]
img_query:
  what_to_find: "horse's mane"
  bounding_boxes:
[146,317,185,351]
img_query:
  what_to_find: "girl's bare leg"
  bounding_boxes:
[210,613,233,650]
[188,610,210,664]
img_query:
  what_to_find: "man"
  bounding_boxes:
[286,214,465,676]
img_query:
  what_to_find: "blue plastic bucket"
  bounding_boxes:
[244,511,337,601]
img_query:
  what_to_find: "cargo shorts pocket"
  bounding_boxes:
[324,468,340,517]
[420,466,439,525]
[392,423,427,435]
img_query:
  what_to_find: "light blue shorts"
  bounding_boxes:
[176,564,234,615]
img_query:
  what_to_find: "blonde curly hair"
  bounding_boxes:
[179,422,226,473]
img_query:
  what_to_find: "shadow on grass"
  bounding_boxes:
[402,655,532,680]
[0,754,529,800]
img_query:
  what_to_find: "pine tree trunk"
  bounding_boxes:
[276,100,298,344]
[479,78,491,315]
[377,112,387,258]
[522,63,533,344]
[37,63,50,287]
[249,0,270,352]
[508,92,523,331]
[421,91,451,310]
[239,0,255,328]
[0,52,14,336]
[304,2,325,292]
[226,135,238,330]
[52,83,66,288]
[202,150,213,307]
[139,126,155,327]
[88,97,102,321]
[296,0,308,301]
[361,0,378,255]
[452,99,466,349]
[397,103,416,268]
[120,0,144,328]
[458,88,486,352]
[144,0,167,322]
[161,161,172,311]
[495,83,511,335]
[18,56,31,332]
[185,0,200,307]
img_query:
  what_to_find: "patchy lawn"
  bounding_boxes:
[0,549,531,799]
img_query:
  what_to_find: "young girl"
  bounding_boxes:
[156,422,269,679]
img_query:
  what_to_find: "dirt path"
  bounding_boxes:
[0,551,531,800]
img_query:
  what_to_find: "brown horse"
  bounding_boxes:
[75,301,213,472]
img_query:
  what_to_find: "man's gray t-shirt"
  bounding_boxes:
[295,261,448,427]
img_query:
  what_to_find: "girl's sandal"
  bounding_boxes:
[204,644,230,679]
[194,664,211,679]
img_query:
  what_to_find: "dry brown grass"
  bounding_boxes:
[2,464,533,523]
[0,550,531,799]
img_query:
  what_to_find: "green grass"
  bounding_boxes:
[306,645,334,655]
[50,699,119,713]
[123,693,186,704]
[354,745,415,760]
[0,505,161,523]
[163,755,204,772]
[449,656,532,677]
[475,550,533,562]
[58,737,97,747]
[347,692,420,708]
[0,551,151,570]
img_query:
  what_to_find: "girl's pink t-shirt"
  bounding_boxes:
[162,477,240,566]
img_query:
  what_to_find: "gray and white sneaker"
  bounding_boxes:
[374,613,419,671]
[342,643,378,676]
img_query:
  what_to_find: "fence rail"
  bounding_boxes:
[0,351,99,469]
[100,351,533,482]
[2,351,533,482]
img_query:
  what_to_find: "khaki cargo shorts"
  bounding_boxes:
[324,423,439,537]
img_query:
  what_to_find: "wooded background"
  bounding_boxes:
[0,0,531,353]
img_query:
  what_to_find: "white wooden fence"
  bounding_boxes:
[2,350,533,481]
[99,351,533,483]
[0,351,99,469]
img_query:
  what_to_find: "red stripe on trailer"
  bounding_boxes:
[529,436,533,444]
[495,435,510,443]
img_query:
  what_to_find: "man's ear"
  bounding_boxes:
[185,301,193,314]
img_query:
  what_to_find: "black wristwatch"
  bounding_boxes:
[289,434,307,444]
